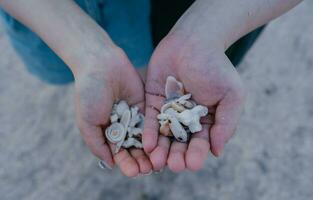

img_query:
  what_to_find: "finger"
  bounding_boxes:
[186,124,210,171]
[129,148,152,174]
[109,144,140,177]
[210,90,245,157]
[143,93,164,153]
[167,141,187,173]
[79,122,114,168]
[150,135,170,171]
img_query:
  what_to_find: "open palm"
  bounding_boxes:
[75,49,152,177]
[143,36,246,172]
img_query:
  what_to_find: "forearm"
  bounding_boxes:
[0,0,116,74]
[171,0,303,50]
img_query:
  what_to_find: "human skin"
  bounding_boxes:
[0,0,152,177]
[143,0,303,172]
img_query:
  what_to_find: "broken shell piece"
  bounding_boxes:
[176,105,208,133]
[122,138,143,149]
[157,113,171,121]
[161,95,192,113]
[165,76,185,100]
[115,100,129,117]
[164,108,179,117]
[120,109,131,129]
[115,140,124,154]
[175,93,192,103]
[105,101,145,154]
[158,76,211,143]
[129,107,141,127]
[160,102,173,113]
[105,123,126,143]
[171,102,186,112]
[110,114,119,123]
[168,115,188,142]
[127,127,143,137]
[179,99,196,109]
[114,109,132,153]
[159,120,173,137]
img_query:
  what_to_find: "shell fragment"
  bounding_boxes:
[158,76,209,142]
[104,101,144,154]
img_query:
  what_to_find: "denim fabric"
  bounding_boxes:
[0,0,153,85]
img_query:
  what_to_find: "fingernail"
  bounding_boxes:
[131,174,142,179]
[154,168,164,174]
[142,170,153,176]
[216,147,224,157]
[98,160,112,170]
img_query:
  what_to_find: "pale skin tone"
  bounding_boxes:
[143,0,303,172]
[0,0,302,175]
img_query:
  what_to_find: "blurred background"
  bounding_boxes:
[0,1,313,200]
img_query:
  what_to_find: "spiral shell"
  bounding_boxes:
[105,123,126,143]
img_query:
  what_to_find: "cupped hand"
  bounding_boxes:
[74,47,152,177]
[143,34,246,172]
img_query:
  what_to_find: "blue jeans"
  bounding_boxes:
[0,0,153,85]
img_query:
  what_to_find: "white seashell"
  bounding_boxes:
[115,140,124,154]
[188,123,202,133]
[112,109,131,153]
[157,113,171,121]
[158,108,179,120]
[107,102,144,153]
[120,109,131,129]
[176,110,193,125]
[131,106,139,115]
[105,123,126,143]
[129,107,141,127]
[122,138,143,148]
[168,115,188,142]
[162,94,192,112]
[111,104,118,115]
[175,93,192,102]
[127,127,143,137]
[110,114,119,123]
[179,99,196,109]
[165,76,185,100]
[158,76,211,142]
[176,105,208,133]
[116,100,129,117]
[161,102,173,113]
[164,108,179,117]
[171,102,186,112]
[193,105,209,117]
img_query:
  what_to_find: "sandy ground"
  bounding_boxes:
[1,2,313,200]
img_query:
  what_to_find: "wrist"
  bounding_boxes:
[64,32,117,76]
[167,9,231,52]
[70,44,126,79]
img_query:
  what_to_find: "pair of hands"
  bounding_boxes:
[71,0,303,177]
[1,0,301,178]
[75,32,246,177]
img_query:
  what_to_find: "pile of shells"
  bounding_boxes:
[105,101,144,154]
[157,76,208,143]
